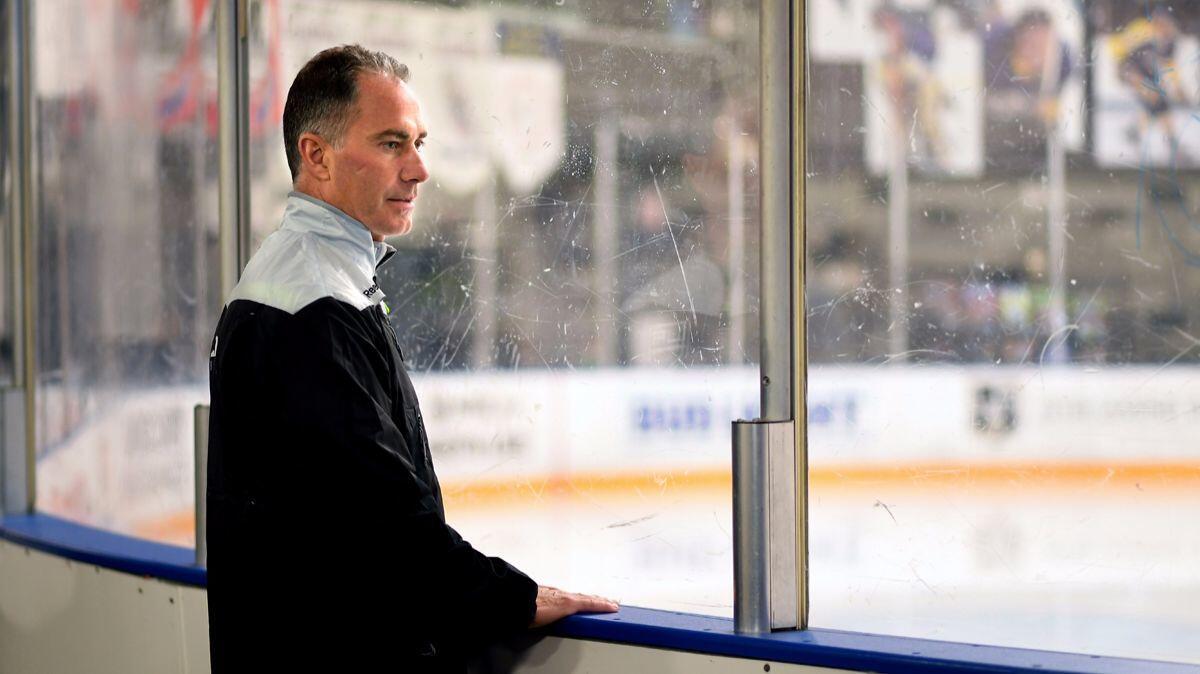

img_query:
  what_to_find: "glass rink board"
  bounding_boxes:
[21,0,1200,667]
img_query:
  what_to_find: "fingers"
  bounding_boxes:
[571,593,619,614]
[537,585,615,611]
[530,588,619,628]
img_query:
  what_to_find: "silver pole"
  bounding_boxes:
[6,0,35,513]
[760,0,793,420]
[470,182,498,370]
[791,0,808,629]
[887,122,909,361]
[217,0,250,299]
[192,93,209,376]
[207,0,246,562]
[726,118,746,365]
[194,405,209,566]
[0,389,26,514]
[592,118,619,366]
[1046,130,1068,363]
[5,1,21,391]
[733,420,770,634]
[732,0,803,635]
[1040,24,1068,365]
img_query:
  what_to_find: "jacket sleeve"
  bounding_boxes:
[269,299,537,637]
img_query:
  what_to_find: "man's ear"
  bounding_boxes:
[297,132,332,182]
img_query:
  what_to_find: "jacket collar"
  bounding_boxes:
[283,191,396,273]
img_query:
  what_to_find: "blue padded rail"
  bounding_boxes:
[2,512,1196,674]
[558,608,1200,674]
[0,513,205,586]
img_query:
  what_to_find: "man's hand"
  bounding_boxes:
[529,585,619,628]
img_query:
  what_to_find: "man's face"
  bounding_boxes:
[325,73,429,239]
[1013,23,1052,74]
[1153,13,1179,44]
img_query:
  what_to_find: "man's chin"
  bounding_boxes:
[370,218,413,240]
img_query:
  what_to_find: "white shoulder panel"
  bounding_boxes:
[226,229,377,314]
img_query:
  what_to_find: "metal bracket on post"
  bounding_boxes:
[733,418,798,634]
[194,405,209,567]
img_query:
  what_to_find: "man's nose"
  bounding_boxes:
[403,150,429,183]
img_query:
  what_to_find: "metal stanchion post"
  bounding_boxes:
[194,405,209,567]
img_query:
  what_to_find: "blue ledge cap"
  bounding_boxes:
[556,607,1199,674]
[2,513,1196,674]
[0,512,206,587]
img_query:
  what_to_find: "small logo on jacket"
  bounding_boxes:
[363,282,379,297]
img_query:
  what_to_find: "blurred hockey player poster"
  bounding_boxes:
[864,1,984,177]
[1094,7,1200,168]
[811,0,874,62]
[978,0,1085,171]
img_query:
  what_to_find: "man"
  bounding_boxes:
[206,45,617,672]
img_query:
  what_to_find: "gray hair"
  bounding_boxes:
[282,44,410,180]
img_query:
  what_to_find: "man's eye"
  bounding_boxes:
[415,140,425,152]
[383,141,401,150]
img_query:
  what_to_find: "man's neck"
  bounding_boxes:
[291,184,384,242]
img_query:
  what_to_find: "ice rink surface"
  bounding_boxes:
[448,472,1200,665]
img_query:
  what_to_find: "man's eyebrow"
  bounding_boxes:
[372,129,429,141]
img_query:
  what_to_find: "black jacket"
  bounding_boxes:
[206,193,537,672]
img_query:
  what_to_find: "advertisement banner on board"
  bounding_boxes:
[31,366,1200,545]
